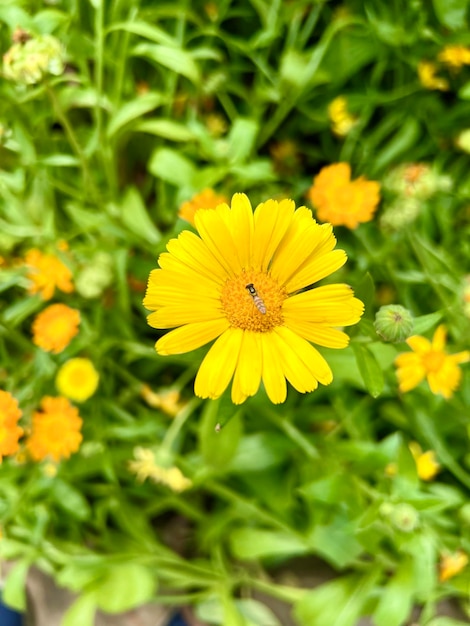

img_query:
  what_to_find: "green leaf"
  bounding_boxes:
[107,21,175,46]
[308,516,363,568]
[374,117,421,171]
[237,598,282,626]
[134,118,196,141]
[199,398,243,469]
[294,572,379,626]
[62,593,96,626]
[107,93,165,138]
[372,558,414,626]
[120,186,161,245]
[432,0,468,30]
[354,272,375,319]
[40,154,80,167]
[228,433,289,472]
[351,342,384,397]
[412,312,443,335]
[94,564,156,613]
[132,43,200,83]
[227,118,259,164]
[148,147,196,186]
[50,479,92,521]
[229,527,307,560]
[2,559,30,611]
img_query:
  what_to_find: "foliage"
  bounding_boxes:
[1,1,470,625]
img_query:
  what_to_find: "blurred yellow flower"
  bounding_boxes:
[438,45,470,69]
[128,447,192,492]
[140,385,184,417]
[3,33,65,85]
[418,61,449,91]
[32,304,80,354]
[144,193,363,404]
[328,96,358,137]
[308,163,381,229]
[0,390,24,462]
[27,396,83,462]
[395,325,470,398]
[25,249,73,300]
[178,188,228,227]
[409,442,440,481]
[439,550,469,582]
[56,358,99,402]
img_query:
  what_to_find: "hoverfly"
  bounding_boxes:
[245,283,267,314]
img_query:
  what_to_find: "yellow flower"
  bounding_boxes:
[418,61,449,91]
[439,550,469,582]
[409,442,440,481]
[395,325,470,398]
[308,163,381,229]
[140,385,184,417]
[25,249,73,300]
[328,96,358,137]
[144,193,363,404]
[178,188,228,227]
[56,358,99,402]
[0,390,24,462]
[438,45,470,69]
[27,396,83,462]
[128,447,192,492]
[32,303,80,354]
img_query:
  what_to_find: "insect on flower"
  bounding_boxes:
[246,283,267,314]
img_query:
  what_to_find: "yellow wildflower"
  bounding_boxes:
[178,188,228,227]
[418,61,449,91]
[144,193,363,404]
[32,304,80,354]
[409,442,440,481]
[25,249,73,300]
[27,396,83,462]
[438,45,470,69]
[56,358,99,402]
[308,163,381,229]
[439,550,469,582]
[128,447,192,492]
[0,390,24,462]
[140,385,184,417]
[328,96,358,137]
[395,325,469,398]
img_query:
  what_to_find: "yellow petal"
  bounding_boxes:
[222,193,254,270]
[156,318,229,355]
[252,199,296,272]
[195,203,242,276]
[231,331,262,404]
[431,324,447,351]
[285,249,347,293]
[396,364,426,392]
[194,328,243,399]
[284,284,364,326]
[260,332,287,403]
[406,335,431,354]
[283,318,350,348]
[148,304,223,329]
[166,230,227,283]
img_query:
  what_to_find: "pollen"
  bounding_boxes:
[220,270,286,332]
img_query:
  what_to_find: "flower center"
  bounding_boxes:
[221,270,286,332]
[423,350,445,372]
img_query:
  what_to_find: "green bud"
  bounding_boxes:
[390,503,419,533]
[75,253,113,299]
[374,305,414,343]
[3,34,65,85]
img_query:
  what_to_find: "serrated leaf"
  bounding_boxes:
[351,342,384,397]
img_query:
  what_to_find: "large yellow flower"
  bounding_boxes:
[144,194,364,404]
[395,325,469,398]
[308,163,381,229]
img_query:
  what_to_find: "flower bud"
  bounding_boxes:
[3,34,65,85]
[374,305,414,343]
[390,503,419,532]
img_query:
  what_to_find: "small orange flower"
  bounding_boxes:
[25,249,73,300]
[418,61,449,91]
[437,45,470,70]
[308,162,381,229]
[395,325,470,398]
[178,188,228,227]
[32,303,80,354]
[27,396,83,462]
[439,550,469,582]
[55,358,99,402]
[0,390,24,462]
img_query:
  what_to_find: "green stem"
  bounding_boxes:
[161,398,200,452]
[263,407,320,460]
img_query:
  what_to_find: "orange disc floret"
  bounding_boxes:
[308,162,381,229]
[32,303,80,354]
[178,188,228,227]
[0,390,24,462]
[26,396,83,462]
[25,248,74,300]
